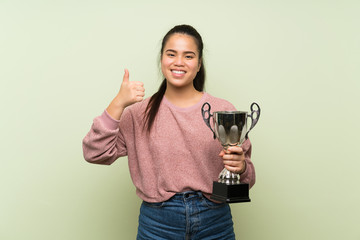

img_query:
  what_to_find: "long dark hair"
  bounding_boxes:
[144,24,206,132]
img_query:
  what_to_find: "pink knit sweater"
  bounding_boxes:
[82,93,255,202]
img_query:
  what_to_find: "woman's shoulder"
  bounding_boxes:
[203,92,236,111]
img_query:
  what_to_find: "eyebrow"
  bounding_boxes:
[165,49,197,56]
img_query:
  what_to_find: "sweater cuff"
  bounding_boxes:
[240,159,250,177]
[100,110,121,130]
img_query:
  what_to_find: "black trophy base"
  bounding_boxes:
[211,181,251,203]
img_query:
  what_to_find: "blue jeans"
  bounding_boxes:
[137,191,235,240]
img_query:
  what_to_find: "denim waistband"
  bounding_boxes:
[172,191,203,200]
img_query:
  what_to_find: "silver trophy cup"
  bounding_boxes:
[201,102,260,203]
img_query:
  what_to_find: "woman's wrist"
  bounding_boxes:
[106,96,126,120]
[239,160,247,175]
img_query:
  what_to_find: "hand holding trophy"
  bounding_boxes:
[201,102,260,203]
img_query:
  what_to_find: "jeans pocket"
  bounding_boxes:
[201,196,227,209]
[142,201,165,208]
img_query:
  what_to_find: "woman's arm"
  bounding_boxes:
[82,69,145,165]
[82,111,125,165]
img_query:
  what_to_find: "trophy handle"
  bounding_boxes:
[245,102,261,139]
[201,102,216,139]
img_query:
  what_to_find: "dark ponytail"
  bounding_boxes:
[144,24,206,132]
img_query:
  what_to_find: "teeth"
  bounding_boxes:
[172,70,185,74]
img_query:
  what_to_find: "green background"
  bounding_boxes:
[1,0,359,239]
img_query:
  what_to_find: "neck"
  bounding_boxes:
[164,85,203,108]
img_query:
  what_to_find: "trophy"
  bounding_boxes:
[201,102,260,203]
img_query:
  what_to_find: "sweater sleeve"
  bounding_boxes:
[240,138,256,188]
[82,110,128,165]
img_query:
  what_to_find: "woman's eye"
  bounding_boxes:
[167,53,175,57]
[185,55,194,59]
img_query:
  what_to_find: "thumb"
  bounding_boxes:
[122,68,129,82]
[219,150,225,157]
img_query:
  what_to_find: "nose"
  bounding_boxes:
[174,56,184,66]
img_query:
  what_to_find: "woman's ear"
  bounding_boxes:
[198,59,202,72]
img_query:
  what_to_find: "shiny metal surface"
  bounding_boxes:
[201,102,261,184]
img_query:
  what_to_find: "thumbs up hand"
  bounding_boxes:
[106,69,145,120]
[118,69,145,108]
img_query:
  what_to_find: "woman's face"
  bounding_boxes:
[161,33,201,90]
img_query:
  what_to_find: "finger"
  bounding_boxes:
[223,158,243,166]
[135,85,145,91]
[224,165,239,173]
[135,96,144,102]
[122,69,129,82]
[136,91,145,98]
[133,81,144,87]
[222,154,240,161]
[227,146,244,155]
[224,158,245,167]
[223,152,245,162]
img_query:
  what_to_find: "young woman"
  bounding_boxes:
[82,24,255,240]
